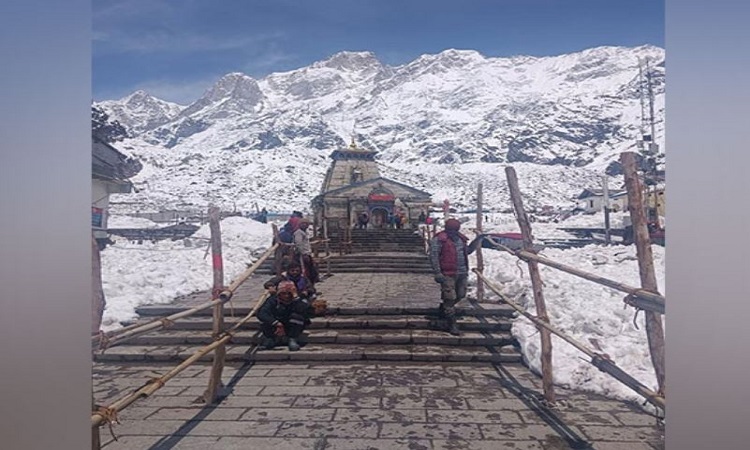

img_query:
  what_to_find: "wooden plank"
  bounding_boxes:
[621,152,666,396]
[505,166,556,404]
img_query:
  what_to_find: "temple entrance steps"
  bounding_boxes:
[259,252,433,275]
[328,228,426,253]
[93,304,523,365]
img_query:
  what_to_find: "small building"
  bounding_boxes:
[92,136,141,247]
[576,188,626,213]
[590,186,665,217]
[312,140,432,231]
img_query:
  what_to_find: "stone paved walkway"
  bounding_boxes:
[170,272,444,310]
[95,362,663,450]
[100,256,664,449]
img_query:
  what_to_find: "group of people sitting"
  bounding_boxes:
[258,212,325,351]
[257,261,324,351]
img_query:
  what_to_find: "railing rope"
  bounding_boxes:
[473,269,665,411]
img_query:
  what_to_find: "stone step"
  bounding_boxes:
[127,315,514,333]
[123,329,516,347]
[308,265,434,270]
[134,305,517,319]
[93,343,523,364]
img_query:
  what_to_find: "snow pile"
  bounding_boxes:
[99,216,273,330]
[476,241,665,405]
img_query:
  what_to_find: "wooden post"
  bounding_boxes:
[621,152,666,396]
[271,223,283,275]
[91,233,106,335]
[475,183,485,302]
[91,395,101,450]
[203,206,226,404]
[505,166,556,404]
[322,213,331,276]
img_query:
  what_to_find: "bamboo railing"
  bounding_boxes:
[482,241,665,314]
[473,269,664,410]
[92,292,271,428]
[92,243,279,350]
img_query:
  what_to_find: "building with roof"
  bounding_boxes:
[92,136,142,247]
[312,140,432,231]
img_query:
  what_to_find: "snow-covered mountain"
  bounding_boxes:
[97,45,665,214]
[98,90,185,135]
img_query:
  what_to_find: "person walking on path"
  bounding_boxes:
[257,281,310,351]
[429,218,482,336]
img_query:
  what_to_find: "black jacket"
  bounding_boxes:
[257,295,311,325]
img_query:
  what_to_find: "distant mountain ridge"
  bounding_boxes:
[96,45,665,213]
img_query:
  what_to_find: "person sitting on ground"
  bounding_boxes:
[263,262,316,300]
[429,218,483,336]
[256,281,310,351]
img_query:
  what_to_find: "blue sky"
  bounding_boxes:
[93,0,664,104]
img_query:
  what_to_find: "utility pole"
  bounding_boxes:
[602,175,611,245]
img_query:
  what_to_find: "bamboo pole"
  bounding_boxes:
[473,269,665,410]
[92,293,271,428]
[621,152,666,396]
[203,207,226,404]
[482,241,665,312]
[505,166,555,404]
[97,244,279,347]
[475,182,485,303]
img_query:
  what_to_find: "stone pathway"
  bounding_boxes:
[94,362,663,450]
[167,272,444,310]
[96,258,664,449]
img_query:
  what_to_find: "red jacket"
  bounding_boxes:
[435,231,469,276]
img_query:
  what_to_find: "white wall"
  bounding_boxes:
[92,180,110,229]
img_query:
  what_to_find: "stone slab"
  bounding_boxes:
[239,407,336,422]
[275,421,380,438]
[379,422,483,440]
[427,409,524,424]
[433,440,544,450]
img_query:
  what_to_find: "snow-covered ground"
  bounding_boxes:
[99,216,274,330]
[100,212,664,408]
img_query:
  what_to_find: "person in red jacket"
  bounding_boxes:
[429,218,482,335]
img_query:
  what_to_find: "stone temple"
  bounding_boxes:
[312,140,432,232]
